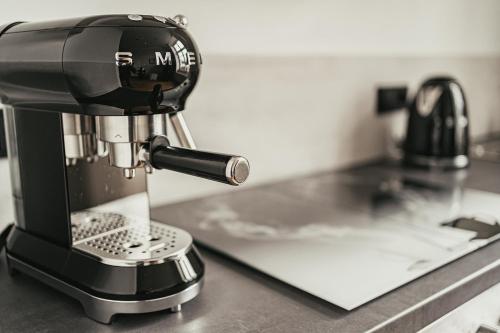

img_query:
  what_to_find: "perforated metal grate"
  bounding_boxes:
[71,211,192,266]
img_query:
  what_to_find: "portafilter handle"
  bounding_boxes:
[147,136,249,186]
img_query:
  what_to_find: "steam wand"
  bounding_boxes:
[137,112,249,185]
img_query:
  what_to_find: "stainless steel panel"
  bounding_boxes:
[173,171,500,310]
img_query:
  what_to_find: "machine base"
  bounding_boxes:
[7,254,204,324]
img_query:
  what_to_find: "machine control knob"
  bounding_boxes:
[127,14,143,21]
[172,14,188,27]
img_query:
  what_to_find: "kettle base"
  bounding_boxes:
[403,154,469,169]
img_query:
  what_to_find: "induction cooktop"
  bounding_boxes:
[166,169,500,310]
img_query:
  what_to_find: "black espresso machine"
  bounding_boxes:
[0,14,249,323]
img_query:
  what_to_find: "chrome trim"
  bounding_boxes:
[169,112,196,149]
[96,115,167,144]
[225,156,250,185]
[175,254,198,282]
[122,168,136,179]
[8,255,204,324]
[62,114,106,162]
[96,115,167,173]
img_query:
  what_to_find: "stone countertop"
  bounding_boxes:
[0,159,499,332]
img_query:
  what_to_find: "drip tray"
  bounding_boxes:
[168,172,500,310]
[71,211,193,267]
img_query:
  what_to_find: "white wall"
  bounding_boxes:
[1,1,500,225]
[0,0,499,56]
[146,56,500,205]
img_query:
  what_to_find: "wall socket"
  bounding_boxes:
[0,109,7,158]
[376,86,408,115]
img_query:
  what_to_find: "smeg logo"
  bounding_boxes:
[114,51,197,67]
[115,52,133,66]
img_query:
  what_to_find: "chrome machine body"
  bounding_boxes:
[0,14,249,323]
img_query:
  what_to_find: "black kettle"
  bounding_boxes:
[404,77,469,169]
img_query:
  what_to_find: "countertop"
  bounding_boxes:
[1,159,500,332]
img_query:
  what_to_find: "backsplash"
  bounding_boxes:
[146,55,500,205]
[1,55,499,225]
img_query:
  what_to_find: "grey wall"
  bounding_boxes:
[1,0,500,224]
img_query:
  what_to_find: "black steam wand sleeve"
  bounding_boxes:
[148,136,249,186]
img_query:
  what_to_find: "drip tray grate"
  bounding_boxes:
[71,211,192,266]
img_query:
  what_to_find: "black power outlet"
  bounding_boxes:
[376,86,408,114]
[0,109,7,158]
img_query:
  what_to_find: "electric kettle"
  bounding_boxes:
[404,77,469,168]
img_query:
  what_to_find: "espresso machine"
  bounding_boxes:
[0,14,249,323]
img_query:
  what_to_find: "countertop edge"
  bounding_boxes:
[370,257,500,332]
